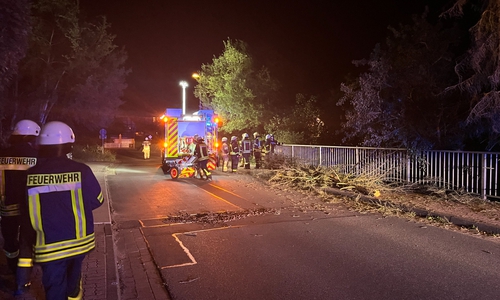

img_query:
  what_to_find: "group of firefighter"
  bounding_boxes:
[220,132,279,172]
[0,119,104,299]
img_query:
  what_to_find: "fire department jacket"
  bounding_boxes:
[230,141,240,155]
[241,138,252,154]
[194,142,209,161]
[18,156,103,266]
[0,142,38,218]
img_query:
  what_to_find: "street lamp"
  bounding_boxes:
[191,73,203,110]
[179,80,188,115]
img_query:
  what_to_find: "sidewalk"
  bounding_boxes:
[0,162,170,299]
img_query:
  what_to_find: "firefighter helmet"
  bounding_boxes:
[38,121,75,145]
[222,137,228,142]
[12,119,41,136]
[242,133,249,139]
[253,132,259,138]
[231,136,237,141]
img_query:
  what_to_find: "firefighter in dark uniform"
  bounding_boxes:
[194,136,212,181]
[229,136,240,172]
[17,121,104,299]
[269,134,279,154]
[241,133,252,169]
[264,134,271,155]
[221,137,230,172]
[0,120,39,277]
[252,132,262,169]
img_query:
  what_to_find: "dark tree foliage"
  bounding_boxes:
[0,0,30,93]
[7,0,128,133]
[338,11,466,150]
[442,0,500,150]
[265,93,325,145]
[0,0,30,139]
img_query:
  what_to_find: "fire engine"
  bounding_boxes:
[160,108,221,179]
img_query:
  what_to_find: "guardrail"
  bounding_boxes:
[277,144,500,200]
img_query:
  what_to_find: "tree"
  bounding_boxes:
[0,0,30,141]
[338,11,465,150]
[193,39,278,133]
[265,93,325,144]
[442,0,500,150]
[0,0,30,93]
[8,0,128,132]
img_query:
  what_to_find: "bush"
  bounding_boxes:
[72,144,116,162]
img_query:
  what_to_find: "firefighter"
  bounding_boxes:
[238,133,245,167]
[17,121,104,299]
[229,136,240,172]
[221,137,230,172]
[194,136,212,180]
[241,133,252,169]
[264,134,272,155]
[269,134,279,154]
[0,120,39,278]
[253,132,262,169]
[142,137,151,159]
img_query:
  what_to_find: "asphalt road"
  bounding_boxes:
[108,150,500,300]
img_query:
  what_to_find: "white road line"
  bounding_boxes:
[160,226,244,269]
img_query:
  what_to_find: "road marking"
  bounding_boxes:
[200,189,244,210]
[208,183,248,200]
[161,226,243,269]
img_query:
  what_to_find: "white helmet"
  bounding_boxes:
[265,134,271,140]
[231,136,237,141]
[38,121,75,145]
[242,133,249,139]
[12,119,41,136]
[145,137,149,141]
[253,132,259,138]
[222,137,228,142]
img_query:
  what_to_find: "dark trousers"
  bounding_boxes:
[198,159,210,177]
[230,155,239,171]
[242,153,251,169]
[1,216,20,273]
[254,151,262,169]
[41,254,85,300]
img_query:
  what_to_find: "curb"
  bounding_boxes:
[322,187,500,235]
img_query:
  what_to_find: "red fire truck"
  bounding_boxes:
[161,108,221,179]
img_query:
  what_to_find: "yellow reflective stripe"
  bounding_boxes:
[35,239,95,263]
[35,233,95,253]
[72,189,86,238]
[28,193,44,246]
[97,192,103,203]
[18,258,33,267]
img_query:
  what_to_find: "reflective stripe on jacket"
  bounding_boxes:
[0,143,38,217]
[242,139,252,154]
[22,157,103,263]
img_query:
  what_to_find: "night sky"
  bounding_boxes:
[82,0,452,117]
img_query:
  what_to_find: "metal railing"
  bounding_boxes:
[277,144,500,200]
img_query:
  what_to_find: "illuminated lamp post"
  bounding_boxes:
[192,73,203,110]
[179,80,188,115]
